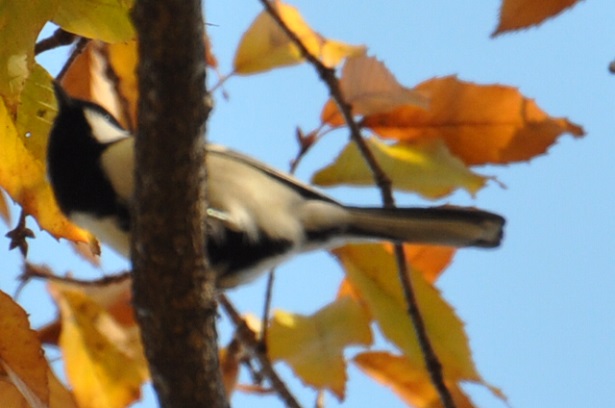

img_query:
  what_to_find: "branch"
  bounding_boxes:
[34,28,76,56]
[131,0,225,407]
[258,0,393,206]
[20,262,131,287]
[219,294,302,408]
[258,2,455,407]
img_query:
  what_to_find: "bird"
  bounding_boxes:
[47,83,505,289]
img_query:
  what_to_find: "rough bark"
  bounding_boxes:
[131,1,226,406]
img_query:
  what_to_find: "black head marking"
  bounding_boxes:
[47,84,129,224]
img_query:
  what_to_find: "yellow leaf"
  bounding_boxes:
[0,0,56,103]
[267,297,373,399]
[0,65,95,246]
[363,76,584,165]
[494,0,581,36]
[50,283,148,408]
[319,40,366,69]
[106,41,139,127]
[53,0,135,43]
[311,137,487,199]
[0,291,49,406]
[16,65,59,161]
[353,352,475,408]
[333,244,482,382]
[233,0,364,74]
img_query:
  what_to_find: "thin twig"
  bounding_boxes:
[260,126,318,346]
[21,262,131,286]
[218,294,302,408]
[258,2,455,407]
[35,28,76,56]
[258,0,393,206]
[260,269,275,345]
[393,246,455,408]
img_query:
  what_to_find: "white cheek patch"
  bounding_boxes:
[84,108,130,143]
[100,138,135,202]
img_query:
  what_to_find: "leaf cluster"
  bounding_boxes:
[0,0,583,407]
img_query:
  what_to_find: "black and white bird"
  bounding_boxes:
[47,83,505,288]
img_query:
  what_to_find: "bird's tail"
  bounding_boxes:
[345,206,505,248]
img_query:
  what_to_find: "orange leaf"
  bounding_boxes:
[48,370,78,408]
[325,55,428,122]
[267,297,372,399]
[320,99,345,127]
[354,352,475,408]
[61,42,97,101]
[363,76,584,165]
[494,0,581,36]
[396,244,456,283]
[62,42,129,128]
[0,189,10,226]
[311,137,487,199]
[220,340,242,397]
[233,0,364,74]
[0,291,49,407]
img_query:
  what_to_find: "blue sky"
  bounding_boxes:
[1,1,614,407]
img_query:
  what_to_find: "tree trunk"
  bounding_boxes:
[131,0,226,406]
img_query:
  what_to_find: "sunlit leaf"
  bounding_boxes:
[39,272,133,346]
[312,137,487,199]
[0,189,10,226]
[323,55,428,123]
[50,282,148,408]
[0,0,56,104]
[494,0,581,36]
[106,40,139,127]
[0,291,49,406]
[53,0,135,43]
[363,76,584,165]
[61,42,126,125]
[233,0,364,74]
[268,297,372,399]
[395,243,456,283]
[334,244,483,382]
[48,370,78,408]
[0,66,95,247]
[354,352,475,408]
[220,340,241,397]
[1,362,46,408]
